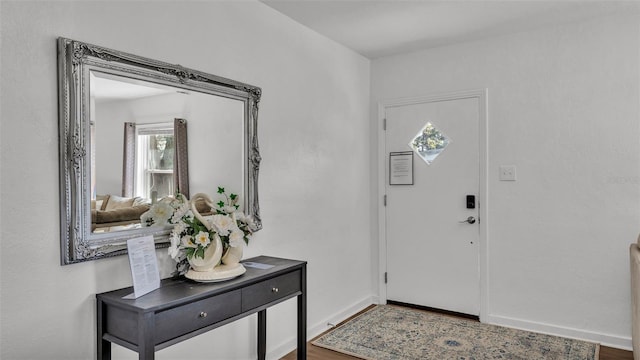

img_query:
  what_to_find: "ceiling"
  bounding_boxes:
[261,0,637,59]
[91,72,176,102]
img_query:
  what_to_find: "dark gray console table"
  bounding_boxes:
[96,256,306,360]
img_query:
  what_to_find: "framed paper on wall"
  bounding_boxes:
[389,151,414,185]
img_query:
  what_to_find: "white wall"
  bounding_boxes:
[371,10,640,348]
[0,1,371,359]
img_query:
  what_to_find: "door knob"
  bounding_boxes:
[459,216,476,224]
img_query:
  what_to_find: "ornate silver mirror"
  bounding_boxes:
[58,37,261,264]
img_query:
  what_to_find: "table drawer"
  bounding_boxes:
[155,290,241,344]
[242,270,301,311]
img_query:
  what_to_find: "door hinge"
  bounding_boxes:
[383,118,387,130]
[384,272,388,284]
[383,195,387,206]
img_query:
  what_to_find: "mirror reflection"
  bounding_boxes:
[58,37,261,264]
[89,72,245,234]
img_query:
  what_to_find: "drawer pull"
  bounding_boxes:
[271,287,279,293]
[199,312,208,318]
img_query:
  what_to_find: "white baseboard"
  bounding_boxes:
[266,295,377,360]
[486,314,632,351]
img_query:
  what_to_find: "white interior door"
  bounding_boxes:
[385,96,480,316]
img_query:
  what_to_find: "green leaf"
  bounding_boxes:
[217,200,225,208]
[195,246,205,259]
[217,187,225,194]
[230,193,238,200]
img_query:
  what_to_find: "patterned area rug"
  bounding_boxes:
[312,305,599,360]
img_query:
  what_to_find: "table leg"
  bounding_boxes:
[138,312,155,360]
[297,265,307,360]
[258,310,266,360]
[99,339,111,360]
[97,299,111,360]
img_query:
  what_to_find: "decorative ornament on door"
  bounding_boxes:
[409,121,450,165]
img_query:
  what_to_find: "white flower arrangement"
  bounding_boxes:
[165,187,258,275]
[140,199,179,226]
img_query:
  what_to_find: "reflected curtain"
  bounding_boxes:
[174,118,189,199]
[122,122,136,198]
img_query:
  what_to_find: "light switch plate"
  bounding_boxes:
[499,165,517,181]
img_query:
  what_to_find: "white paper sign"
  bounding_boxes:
[124,235,160,299]
[389,152,414,185]
[243,261,275,270]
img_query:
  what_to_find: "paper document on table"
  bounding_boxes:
[243,262,275,270]
[124,235,160,299]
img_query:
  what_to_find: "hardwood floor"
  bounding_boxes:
[599,347,635,360]
[280,305,634,360]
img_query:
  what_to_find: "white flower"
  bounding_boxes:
[140,211,152,226]
[168,232,183,260]
[173,221,187,236]
[148,202,174,225]
[170,231,181,246]
[210,214,234,236]
[181,235,197,248]
[223,205,237,214]
[171,201,192,224]
[229,229,245,247]
[236,212,257,231]
[168,243,180,260]
[194,231,210,247]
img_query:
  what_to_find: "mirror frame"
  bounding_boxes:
[58,37,262,265]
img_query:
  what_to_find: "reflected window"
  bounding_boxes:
[409,122,450,165]
[135,124,174,202]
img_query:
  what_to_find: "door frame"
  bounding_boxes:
[377,88,489,322]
